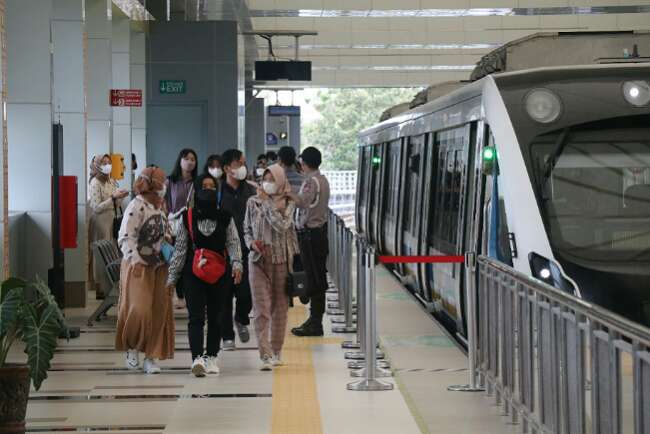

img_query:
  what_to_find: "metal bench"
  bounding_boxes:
[87,240,122,326]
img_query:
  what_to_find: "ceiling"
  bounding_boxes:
[134,1,650,88]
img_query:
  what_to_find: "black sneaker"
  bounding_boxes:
[291,319,324,337]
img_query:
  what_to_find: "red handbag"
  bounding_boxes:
[187,208,227,284]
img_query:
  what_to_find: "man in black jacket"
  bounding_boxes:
[219,149,257,349]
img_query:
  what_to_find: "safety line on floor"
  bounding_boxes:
[271,305,342,434]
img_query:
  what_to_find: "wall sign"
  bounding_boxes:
[110,89,142,107]
[159,80,186,94]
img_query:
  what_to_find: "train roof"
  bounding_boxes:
[359,62,650,144]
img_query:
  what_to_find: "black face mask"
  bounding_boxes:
[195,188,218,219]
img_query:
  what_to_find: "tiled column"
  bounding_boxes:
[130,29,146,170]
[52,0,87,306]
[6,0,54,280]
[111,11,132,190]
[86,0,112,160]
[0,0,7,279]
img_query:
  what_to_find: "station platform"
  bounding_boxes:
[9,265,517,434]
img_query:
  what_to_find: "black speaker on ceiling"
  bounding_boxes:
[255,61,312,81]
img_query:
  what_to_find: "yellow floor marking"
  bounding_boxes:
[271,305,342,434]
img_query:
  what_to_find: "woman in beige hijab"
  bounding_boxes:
[115,167,174,374]
[243,164,299,371]
[88,154,128,298]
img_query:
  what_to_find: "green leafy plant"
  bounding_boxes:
[0,277,66,390]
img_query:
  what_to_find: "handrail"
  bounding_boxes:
[479,256,650,347]
[476,254,650,434]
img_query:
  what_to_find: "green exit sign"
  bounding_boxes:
[159,80,186,94]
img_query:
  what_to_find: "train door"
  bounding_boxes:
[400,134,427,293]
[381,139,403,257]
[368,144,385,246]
[356,146,372,235]
[424,124,473,329]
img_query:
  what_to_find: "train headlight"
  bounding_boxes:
[623,81,650,107]
[525,88,562,124]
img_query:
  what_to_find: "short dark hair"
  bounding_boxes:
[266,151,278,161]
[278,146,296,166]
[257,154,267,162]
[222,149,243,168]
[203,154,222,176]
[300,147,322,169]
[169,148,198,182]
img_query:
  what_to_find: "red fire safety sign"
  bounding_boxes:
[110,89,142,107]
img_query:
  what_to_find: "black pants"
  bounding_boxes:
[175,274,185,299]
[298,226,329,321]
[221,259,253,341]
[184,267,232,359]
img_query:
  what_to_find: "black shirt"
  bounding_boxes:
[221,180,256,256]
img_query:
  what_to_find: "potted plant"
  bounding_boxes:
[0,277,67,434]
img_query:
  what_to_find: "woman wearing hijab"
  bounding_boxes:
[166,174,244,378]
[88,154,128,299]
[243,164,298,371]
[115,166,174,374]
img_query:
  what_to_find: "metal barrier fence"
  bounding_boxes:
[326,209,393,391]
[476,255,650,434]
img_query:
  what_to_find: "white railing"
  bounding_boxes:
[323,171,357,223]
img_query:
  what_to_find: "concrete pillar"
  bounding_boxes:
[130,29,146,171]
[86,0,112,160]
[52,0,87,306]
[6,0,54,280]
[245,95,265,165]
[111,12,132,190]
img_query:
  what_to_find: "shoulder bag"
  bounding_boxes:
[187,207,227,284]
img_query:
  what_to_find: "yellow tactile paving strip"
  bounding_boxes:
[271,305,342,434]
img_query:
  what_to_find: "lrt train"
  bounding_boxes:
[356,63,650,335]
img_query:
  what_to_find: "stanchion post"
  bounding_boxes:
[333,229,357,334]
[448,252,485,392]
[347,245,393,391]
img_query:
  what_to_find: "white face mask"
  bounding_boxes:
[262,182,278,195]
[232,165,247,181]
[100,164,112,175]
[157,185,167,198]
[256,168,265,177]
[209,167,223,179]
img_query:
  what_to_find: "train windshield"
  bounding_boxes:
[531,115,650,263]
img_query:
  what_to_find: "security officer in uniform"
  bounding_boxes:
[289,147,330,337]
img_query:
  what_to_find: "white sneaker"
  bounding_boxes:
[143,358,161,374]
[222,340,236,351]
[205,356,220,375]
[191,356,207,377]
[260,356,273,371]
[125,350,140,370]
[271,353,284,367]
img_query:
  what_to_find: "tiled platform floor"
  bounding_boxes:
[7,264,519,434]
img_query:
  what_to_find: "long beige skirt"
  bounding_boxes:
[115,260,175,360]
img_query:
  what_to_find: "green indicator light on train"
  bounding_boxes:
[372,157,382,164]
[483,147,496,161]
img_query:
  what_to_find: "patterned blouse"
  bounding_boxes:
[118,196,171,267]
[166,216,243,287]
[243,197,299,269]
[89,178,119,215]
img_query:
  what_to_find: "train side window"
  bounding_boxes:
[429,126,470,253]
[383,140,401,221]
